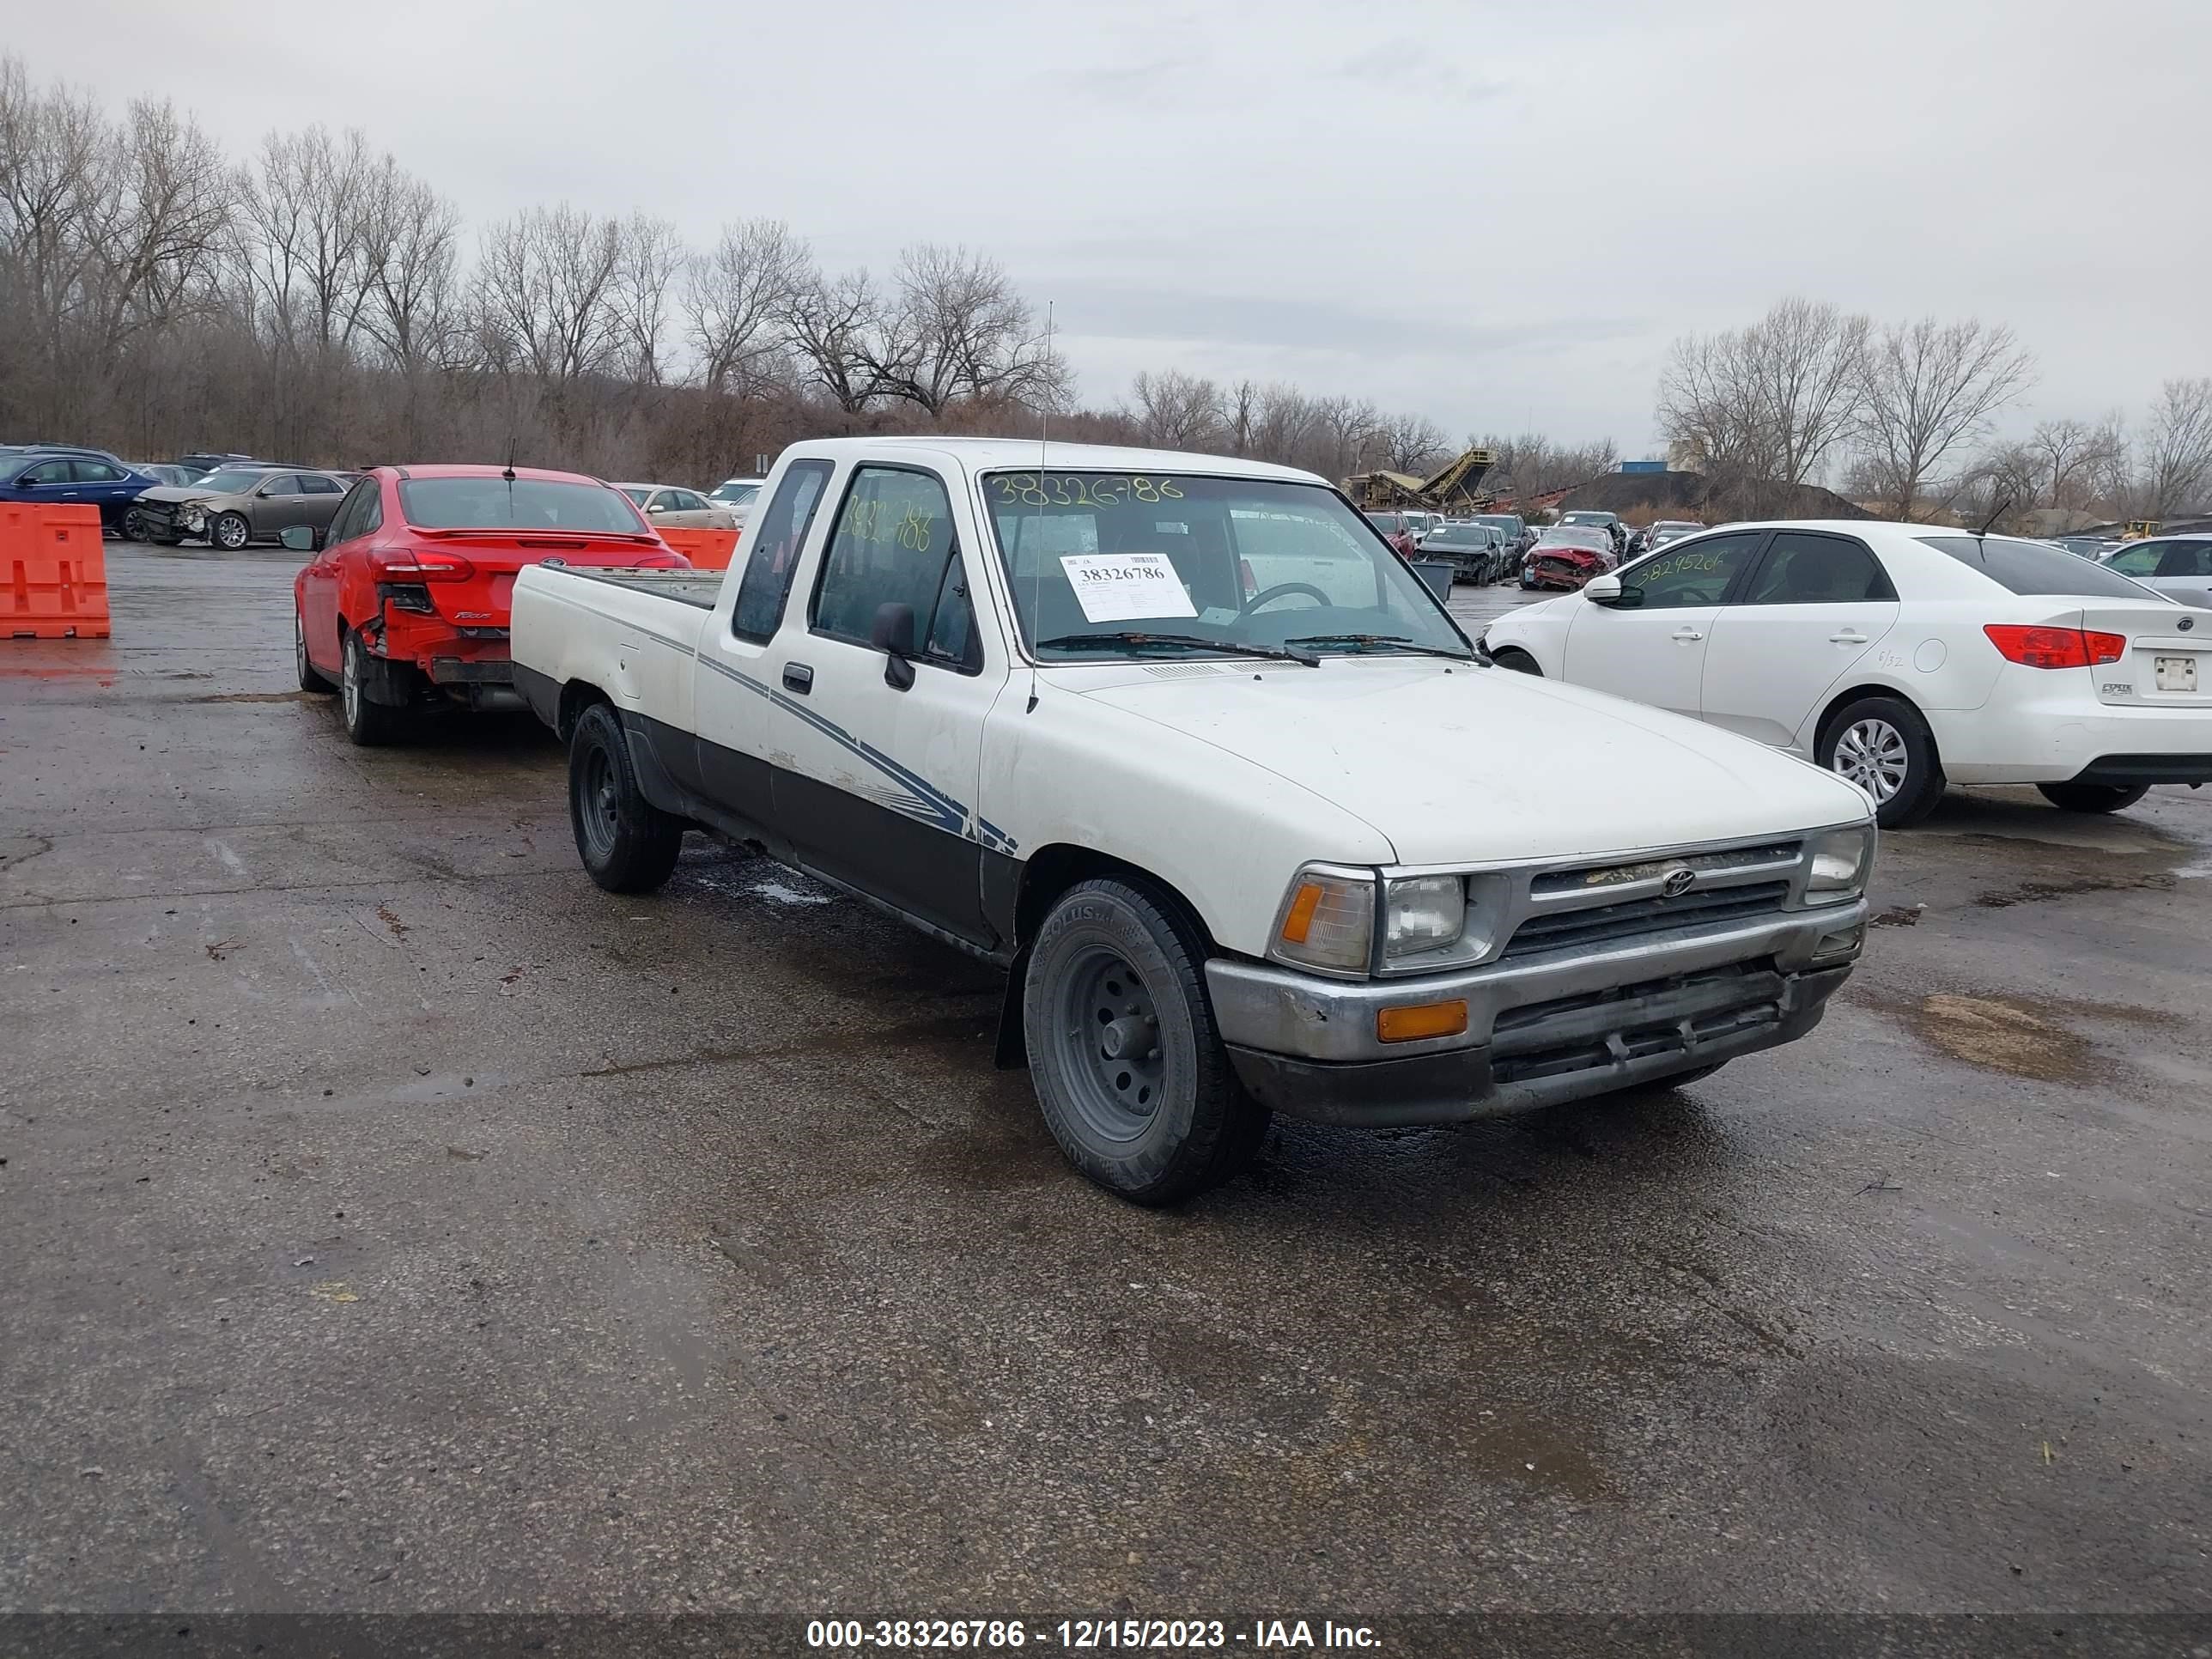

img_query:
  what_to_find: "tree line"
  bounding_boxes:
[1657,297,2212,526]
[1,54,1607,497]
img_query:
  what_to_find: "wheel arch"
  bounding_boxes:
[1811,680,1935,757]
[556,678,613,744]
[993,842,1219,1070]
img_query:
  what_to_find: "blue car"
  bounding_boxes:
[0,450,161,533]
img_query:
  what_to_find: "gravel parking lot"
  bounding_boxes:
[3,544,2209,1620]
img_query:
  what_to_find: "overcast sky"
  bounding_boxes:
[16,0,2209,453]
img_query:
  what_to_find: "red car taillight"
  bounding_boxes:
[371,551,475,582]
[1983,624,2127,669]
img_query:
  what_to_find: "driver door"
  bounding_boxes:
[252,476,311,537]
[1561,529,1769,720]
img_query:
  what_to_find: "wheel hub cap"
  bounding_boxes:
[1834,718,1908,802]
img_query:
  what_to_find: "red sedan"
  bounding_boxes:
[290,464,688,744]
[1519,526,1617,592]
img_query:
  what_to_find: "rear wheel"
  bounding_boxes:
[296,608,333,694]
[340,628,410,746]
[568,702,684,893]
[2037,781,2150,814]
[1023,877,1269,1206]
[1820,695,1945,828]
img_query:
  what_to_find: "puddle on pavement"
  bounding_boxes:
[1976,871,2177,908]
[1878,990,2175,1082]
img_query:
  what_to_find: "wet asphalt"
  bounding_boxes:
[2,544,2209,1619]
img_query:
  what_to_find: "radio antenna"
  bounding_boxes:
[1025,301,1052,714]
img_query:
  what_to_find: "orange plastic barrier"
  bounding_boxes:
[656,526,741,571]
[2,503,109,639]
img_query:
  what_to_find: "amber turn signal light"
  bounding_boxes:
[1376,1000,1468,1043]
[1279,881,1324,945]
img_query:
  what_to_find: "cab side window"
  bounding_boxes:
[811,466,975,669]
[732,460,834,643]
[1617,531,1765,609]
[21,459,72,485]
[2108,544,2163,578]
[1741,532,1895,604]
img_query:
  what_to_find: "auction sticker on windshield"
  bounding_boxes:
[1060,553,1198,623]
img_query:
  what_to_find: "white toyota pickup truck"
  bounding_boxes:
[512,438,1875,1204]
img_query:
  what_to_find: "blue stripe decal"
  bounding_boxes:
[686,648,992,844]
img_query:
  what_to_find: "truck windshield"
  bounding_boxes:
[398,478,647,534]
[980,471,1469,661]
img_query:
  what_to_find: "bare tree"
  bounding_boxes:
[2024,416,2128,511]
[1854,316,2036,519]
[356,158,462,374]
[1127,369,1224,449]
[234,125,376,357]
[779,264,886,416]
[2136,377,2212,516]
[473,204,625,386]
[862,243,1056,416]
[1249,383,1315,466]
[1379,411,1449,475]
[1658,299,1869,501]
[1312,395,1382,478]
[612,211,681,386]
[684,219,804,393]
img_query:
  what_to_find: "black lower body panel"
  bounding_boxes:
[2068,753,2212,787]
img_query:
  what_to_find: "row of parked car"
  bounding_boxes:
[0,440,768,552]
[1360,505,1713,592]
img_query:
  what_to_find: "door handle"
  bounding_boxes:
[1671,627,1704,642]
[781,662,813,695]
[1830,630,1869,645]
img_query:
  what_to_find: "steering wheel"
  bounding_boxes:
[1245,581,1331,611]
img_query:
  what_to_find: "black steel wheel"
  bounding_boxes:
[568,701,683,893]
[1023,877,1268,1205]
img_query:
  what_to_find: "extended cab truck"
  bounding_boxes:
[512,439,1877,1205]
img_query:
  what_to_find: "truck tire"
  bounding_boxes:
[1818,694,1945,829]
[568,701,684,893]
[1023,877,1269,1206]
[2036,782,2150,815]
[341,628,410,746]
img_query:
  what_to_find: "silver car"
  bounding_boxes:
[616,483,739,532]
[2102,535,2212,609]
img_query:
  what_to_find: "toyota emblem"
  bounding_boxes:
[1660,866,1696,897]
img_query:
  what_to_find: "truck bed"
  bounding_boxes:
[550,566,726,610]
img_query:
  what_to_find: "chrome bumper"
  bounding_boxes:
[1204,902,1867,1127]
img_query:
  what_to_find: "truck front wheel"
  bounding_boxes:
[568,702,684,893]
[1024,877,1269,1206]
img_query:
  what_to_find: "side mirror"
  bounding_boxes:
[279,525,319,553]
[870,601,918,690]
[1583,574,1629,605]
[647,501,665,513]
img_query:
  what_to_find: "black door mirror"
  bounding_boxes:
[870,601,918,690]
[279,525,319,553]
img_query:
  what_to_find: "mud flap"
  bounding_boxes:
[994,945,1030,1069]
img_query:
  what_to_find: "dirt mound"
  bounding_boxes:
[1553,471,1874,523]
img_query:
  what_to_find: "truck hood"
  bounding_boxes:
[1070,658,1870,865]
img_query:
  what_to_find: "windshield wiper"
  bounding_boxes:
[1284,632,1481,663]
[1036,632,1320,667]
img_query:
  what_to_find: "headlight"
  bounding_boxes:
[1804,824,1874,904]
[1271,869,1374,974]
[1383,874,1466,961]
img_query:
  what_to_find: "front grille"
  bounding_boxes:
[1500,879,1791,960]
[1531,841,1800,896]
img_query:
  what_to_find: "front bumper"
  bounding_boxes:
[1205,902,1866,1127]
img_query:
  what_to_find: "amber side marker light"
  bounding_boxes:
[1376,1000,1469,1043]
[1279,881,1324,945]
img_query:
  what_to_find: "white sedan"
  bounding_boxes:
[1480,519,2212,827]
